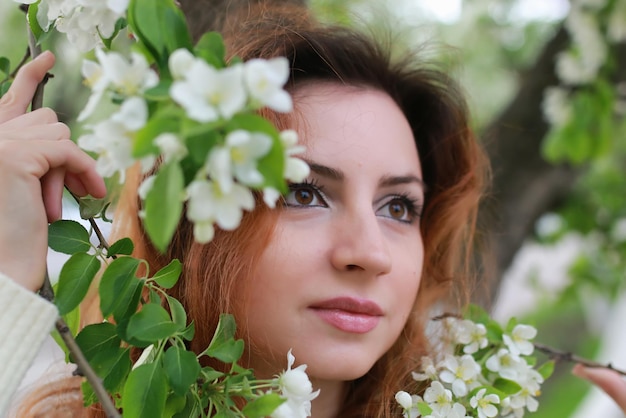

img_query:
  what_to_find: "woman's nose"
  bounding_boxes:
[329,211,392,276]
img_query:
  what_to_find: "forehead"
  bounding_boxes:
[290,82,421,175]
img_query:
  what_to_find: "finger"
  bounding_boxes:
[573,364,626,411]
[41,168,66,222]
[0,107,59,130]
[0,51,55,123]
[0,122,70,142]
[64,172,88,197]
[2,139,107,198]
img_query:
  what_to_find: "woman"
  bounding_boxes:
[1,4,623,418]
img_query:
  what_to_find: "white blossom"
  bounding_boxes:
[78,97,148,181]
[439,354,481,397]
[424,381,453,415]
[486,348,525,380]
[470,388,500,418]
[138,175,156,200]
[412,356,439,382]
[451,319,489,354]
[426,403,469,418]
[155,133,188,163]
[185,179,255,242]
[263,187,282,208]
[395,391,414,410]
[43,0,129,52]
[206,130,272,192]
[271,350,320,418]
[557,7,607,85]
[170,59,247,122]
[542,87,572,128]
[503,325,537,356]
[608,1,626,42]
[243,57,292,112]
[279,129,310,182]
[169,48,196,80]
[79,50,158,121]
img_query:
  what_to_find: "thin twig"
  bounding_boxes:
[534,342,626,376]
[8,47,31,80]
[25,7,120,417]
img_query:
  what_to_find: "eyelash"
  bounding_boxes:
[379,193,423,224]
[284,181,423,224]
[283,179,328,208]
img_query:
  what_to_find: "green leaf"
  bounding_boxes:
[143,162,184,252]
[537,360,555,380]
[167,295,187,328]
[417,401,433,416]
[127,303,183,342]
[127,0,192,71]
[122,362,168,418]
[90,347,132,393]
[164,393,188,417]
[152,259,182,289]
[493,378,522,395]
[144,80,173,101]
[163,346,201,396]
[55,253,101,315]
[27,3,45,42]
[48,220,91,254]
[180,126,222,167]
[99,257,143,321]
[0,81,11,98]
[202,314,244,363]
[75,323,121,362]
[133,108,182,157]
[194,32,226,68]
[0,57,9,77]
[101,17,127,49]
[180,321,195,341]
[241,393,285,418]
[108,237,135,257]
[78,197,108,219]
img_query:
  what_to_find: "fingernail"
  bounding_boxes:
[36,50,52,61]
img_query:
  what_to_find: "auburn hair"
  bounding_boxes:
[20,3,488,418]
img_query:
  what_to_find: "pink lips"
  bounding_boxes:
[309,297,383,334]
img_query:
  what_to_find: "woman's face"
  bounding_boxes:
[242,83,424,383]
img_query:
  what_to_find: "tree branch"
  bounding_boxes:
[24,7,120,417]
[534,342,626,376]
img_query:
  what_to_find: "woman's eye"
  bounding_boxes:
[378,197,420,223]
[284,183,326,207]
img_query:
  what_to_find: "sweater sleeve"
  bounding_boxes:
[0,272,58,416]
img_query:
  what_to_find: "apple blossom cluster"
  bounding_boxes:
[542,0,626,128]
[14,0,128,52]
[270,350,320,418]
[396,316,552,418]
[76,47,309,244]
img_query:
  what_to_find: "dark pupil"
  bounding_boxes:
[296,189,314,205]
[389,200,406,218]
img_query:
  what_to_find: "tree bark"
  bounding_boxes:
[478,26,578,305]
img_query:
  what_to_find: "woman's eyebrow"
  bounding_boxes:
[379,174,426,190]
[305,161,344,181]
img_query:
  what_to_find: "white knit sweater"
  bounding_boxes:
[0,272,58,416]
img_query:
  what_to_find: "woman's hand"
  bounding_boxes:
[573,364,626,412]
[0,51,106,292]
